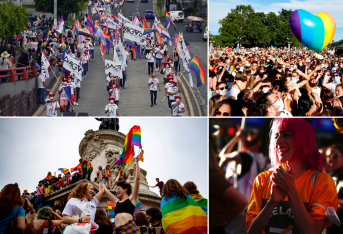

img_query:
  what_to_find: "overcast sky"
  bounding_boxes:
[0,118,208,198]
[210,0,343,41]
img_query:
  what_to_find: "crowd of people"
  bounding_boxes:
[0,155,208,234]
[209,46,343,116]
[210,118,343,234]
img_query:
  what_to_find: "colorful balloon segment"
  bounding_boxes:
[289,9,336,52]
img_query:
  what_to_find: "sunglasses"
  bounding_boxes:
[215,111,230,117]
[219,86,228,90]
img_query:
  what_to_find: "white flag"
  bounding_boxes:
[177,33,193,87]
[41,53,50,81]
[63,53,83,80]
[105,59,122,77]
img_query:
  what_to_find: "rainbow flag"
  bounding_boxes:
[155,31,163,45]
[112,14,119,23]
[41,42,47,49]
[143,28,157,35]
[139,149,144,162]
[271,45,275,51]
[94,8,101,19]
[143,17,148,28]
[103,169,111,177]
[126,39,141,59]
[104,24,111,41]
[107,201,115,218]
[189,55,206,87]
[72,21,78,39]
[94,21,106,41]
[61,37,66,56]
[47,30,51,39]
[100,47,106,65]
[44,175,52,180]
[116,125,142,167]
[161,195,207,233]
[70,162,82,173]
[58,168,70,175]
[133,199,144,215]
[190,194,208,214]
[87,15,94,34]
[226,65,234,73]
[165,11,176,30]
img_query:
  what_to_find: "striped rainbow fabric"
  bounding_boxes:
[189,55,206,87]
[161,195,207,233]
[134,199,144,215]
[190,194,208,214]
[58,168,70,175]
[107,201,115,218]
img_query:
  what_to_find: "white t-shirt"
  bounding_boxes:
[167,86,178,100]
[146,53,154,63]
[165,82,172,90]
[74,77,81,88]
[279,110,293,117]
[62,197,99,224]
[46,100,60,117]
[105,103,118,116]
[171,102,185,116]
[149,78,159,91]
[109,88,119,100]
[164,68,171,78]
[59,85,69,100]
[155,48,163,59]
[311,86,321,97]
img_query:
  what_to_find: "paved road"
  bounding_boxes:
[123,0,207,115]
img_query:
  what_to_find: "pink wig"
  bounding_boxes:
[269,118,324,171]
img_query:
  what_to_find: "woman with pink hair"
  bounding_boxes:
[246,118,339,234]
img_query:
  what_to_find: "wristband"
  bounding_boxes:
[99,180,103,182]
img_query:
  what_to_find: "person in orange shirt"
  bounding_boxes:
[246,118,339,234]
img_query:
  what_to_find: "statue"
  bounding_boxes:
[95,118,120,131]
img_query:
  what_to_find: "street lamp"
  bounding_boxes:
[287,38,292,51]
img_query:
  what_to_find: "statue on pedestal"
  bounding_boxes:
[95,118,120,131]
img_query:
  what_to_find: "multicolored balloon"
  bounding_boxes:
[289,9,336,52]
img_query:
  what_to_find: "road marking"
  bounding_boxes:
[179,71,203,116]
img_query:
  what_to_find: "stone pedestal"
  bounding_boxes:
[79,129,161,212]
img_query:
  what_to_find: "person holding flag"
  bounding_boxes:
[59,78,70,112]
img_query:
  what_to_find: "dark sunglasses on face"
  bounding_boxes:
[215,111,230,117]
[219,86,228,90]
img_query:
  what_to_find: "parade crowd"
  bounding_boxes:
[209,46,343,116]
[0,155,208,234]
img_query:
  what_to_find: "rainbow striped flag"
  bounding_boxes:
[61,37,66,57]
[189,55,206,87]
[155,31,163,45]
[143,17,148,28]
[112,14,119,23]
[94,21,106,41]
[107,201,115,218]
[100,46,106,65]
[226,65,234,73]
[161,195,207,233]
[87,15,94,34]
[72,21,78,39]
[47,30,51,39]
[133,199,144,215]
[41,42,47,49]
[165,11,176,30]
[70,162,82,173]
[116,125,142,167]
[58,168,70,175]
[190,194,208,214]
[126,39,141,59]
[143,28,157,35]
[271,45,275,51]
[139,149,144,162]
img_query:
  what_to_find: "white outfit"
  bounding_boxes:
[62,197,99,224]
[105,103,118,116]
[149,78,159,91]
[46,100,60,117]
[171,102,185,116]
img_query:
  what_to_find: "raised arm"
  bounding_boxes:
[131,156,141,202]
[95,172,105,202]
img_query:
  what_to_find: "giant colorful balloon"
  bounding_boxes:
[289,9,336,52]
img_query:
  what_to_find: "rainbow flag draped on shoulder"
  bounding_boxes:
[189,55,206,87]
[190,194,208,214]
[161,195,207,233]
[116,125,142,167]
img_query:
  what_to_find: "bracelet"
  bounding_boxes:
[79,218,82,223]
[99,180,103,182]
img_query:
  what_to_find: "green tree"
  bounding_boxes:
[0,2,28,53]
[34,0,86,22]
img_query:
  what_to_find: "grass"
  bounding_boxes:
[156,0,164,17]
[67,1,88,26]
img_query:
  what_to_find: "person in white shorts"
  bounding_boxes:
[46,92,60,117]
[105,97,119,116]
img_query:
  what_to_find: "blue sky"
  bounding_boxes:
[209,0,343,42]
[0,118,208,198]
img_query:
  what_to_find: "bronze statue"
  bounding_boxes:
[95,118,119,131]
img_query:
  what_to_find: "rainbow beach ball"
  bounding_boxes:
[289,9,336,52]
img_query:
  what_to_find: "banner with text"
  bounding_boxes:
[123,23,144,43]
[105,59,122,78]
[41,53,50,81]
[177,33,193,87]
[63,53,83,80]
[118,13,132,25]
